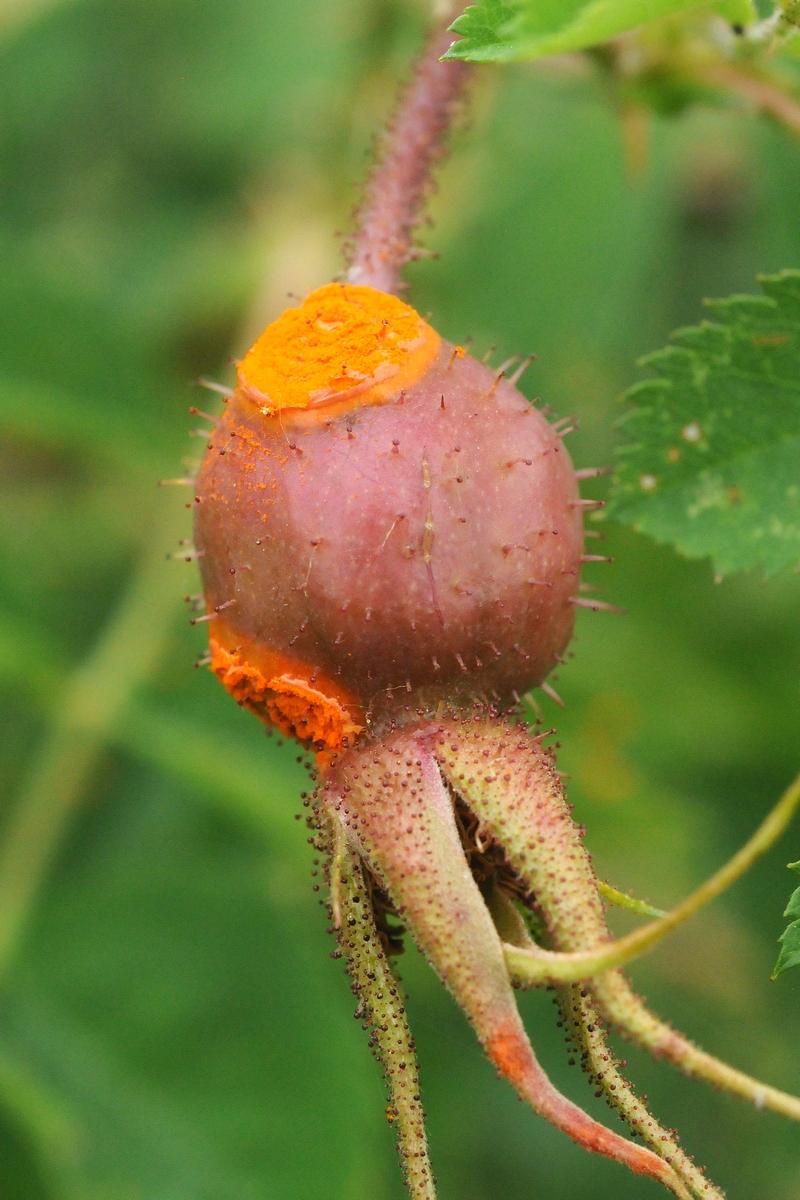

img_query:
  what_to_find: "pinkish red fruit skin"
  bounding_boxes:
[195,339,582,727]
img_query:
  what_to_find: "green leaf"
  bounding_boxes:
[773,921,800,979]
[445,0,521,61]
[444,0,755,62]
[772,862,800,979]
[608,271,800,578]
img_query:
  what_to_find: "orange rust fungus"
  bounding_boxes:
[237,282,440,416]
[209,635,364,753]
[487,1026,534,1091]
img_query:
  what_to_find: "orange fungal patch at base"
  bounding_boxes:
[237,282,440,416]
[209,635,364,752]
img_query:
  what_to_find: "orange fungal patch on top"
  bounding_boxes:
[209,633,364,753]
[237,283,440,417]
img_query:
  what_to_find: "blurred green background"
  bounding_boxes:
[0,0,799,1196]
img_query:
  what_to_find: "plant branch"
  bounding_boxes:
[702,64,800,137]
[504,767,800,986]
[346,20,471,294]
[592,971,800,1122]
[489,883,716,1199]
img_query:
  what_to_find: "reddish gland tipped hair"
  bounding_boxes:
[194,283,582,751]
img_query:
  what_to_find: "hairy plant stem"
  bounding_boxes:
[502,766,800,986]
[556,986,714,1199]
[442,722,720,1198]
[0,495,189,982]
[346,20,471,294]
[318,806,435,1200]
[483,743,800,1124]
[591,971,800,1122]
[488,882,711,1199]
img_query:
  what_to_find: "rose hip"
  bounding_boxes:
[194,282,582,749]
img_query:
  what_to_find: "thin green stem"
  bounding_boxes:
[0,494,189,981]
[592,970,800,1122]
[504,768,800,987]
[598,880,666,919]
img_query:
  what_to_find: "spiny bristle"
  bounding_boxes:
[569,597,625,613]
[583,530,605,540]
[159,477,196,487]
[574,467,612,480]
[570,499,605,510]
[405,246,439,261]
[487,369,505,396]
[581,554,614,563]
[540,681,565,707]
[509,355,536,386]
[195,377,233,398]
[188,406,219,423]
[496,355,522,375]
[190,598,236,625]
